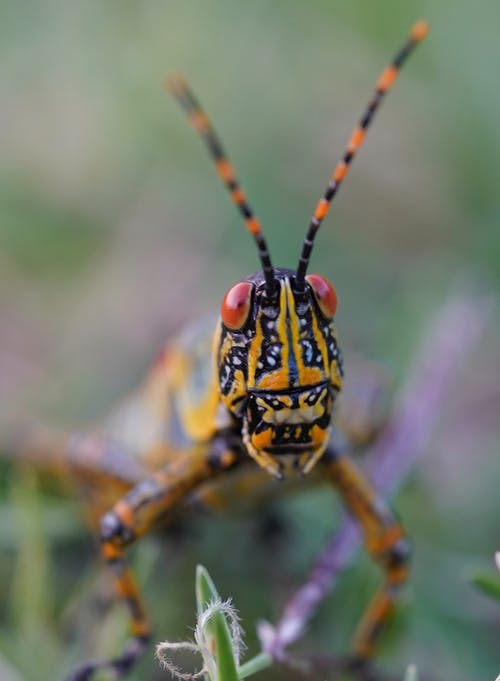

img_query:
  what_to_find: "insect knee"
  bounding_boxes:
[100,508,135,547]
[389,536,412,565]
[385,536,412,586]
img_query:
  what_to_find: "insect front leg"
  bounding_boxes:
[321,448,410,663]
[66,437,240,681]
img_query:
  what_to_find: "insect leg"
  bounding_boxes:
[321,448,410,660]
[65,439,240,681]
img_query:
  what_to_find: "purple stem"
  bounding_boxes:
[258,292,492,658]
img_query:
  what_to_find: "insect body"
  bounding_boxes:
[8,21,429,681]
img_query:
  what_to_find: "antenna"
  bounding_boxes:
[295,21,429,288]
[168,75,276,294]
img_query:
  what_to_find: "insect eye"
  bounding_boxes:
[306,274,338,320]
[221,281,253,330]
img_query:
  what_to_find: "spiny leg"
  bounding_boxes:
[321,448,410,661]
[65,439,240,681]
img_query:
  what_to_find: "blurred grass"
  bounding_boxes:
[0,1,499,681]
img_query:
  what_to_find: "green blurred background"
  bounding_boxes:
[0,1,499,680]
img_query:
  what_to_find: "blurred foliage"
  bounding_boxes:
[471,563,500,604]
[0,2,499,681]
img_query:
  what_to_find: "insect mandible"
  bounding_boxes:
[10,21,429,681]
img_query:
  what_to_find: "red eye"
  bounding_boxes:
[221,281,253,330]
[306,274,338,320]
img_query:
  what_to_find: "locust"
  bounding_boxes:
[5,21,429,681]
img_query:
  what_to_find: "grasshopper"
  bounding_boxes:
[6,21,428,680]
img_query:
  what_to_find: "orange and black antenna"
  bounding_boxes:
[295,21,429,288]
[168,75,276,294]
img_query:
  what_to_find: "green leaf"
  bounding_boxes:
[196,564,221,613]
[471,573,500,602]
[196,566,239,681]
[209,605,240,681]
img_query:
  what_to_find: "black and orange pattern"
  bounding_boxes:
[168,75,276,295]
[7,23,428,681]
[295,21,429,286]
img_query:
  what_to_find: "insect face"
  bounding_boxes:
[218,268,343,479]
